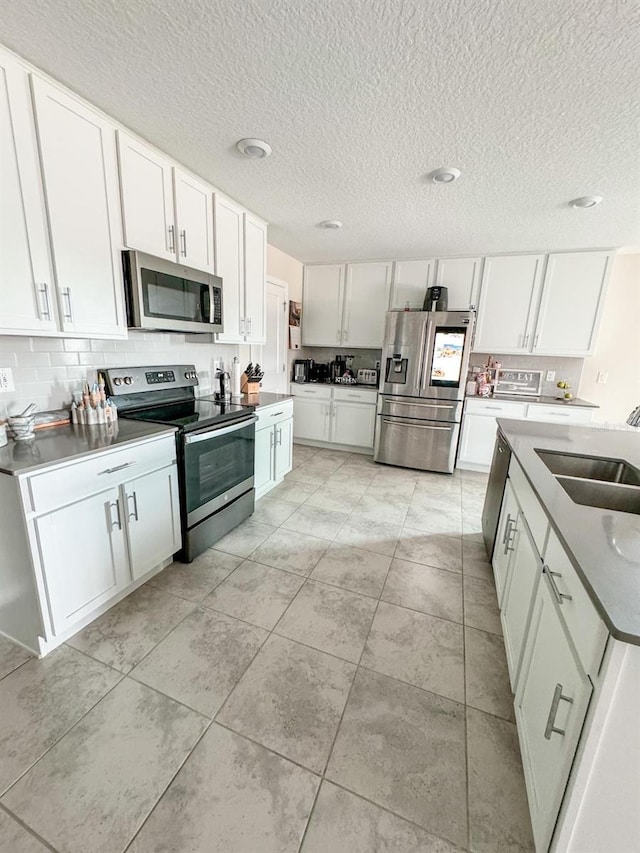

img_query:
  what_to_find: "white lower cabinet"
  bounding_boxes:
[500,514,542,686]
[332,400,376,447]
[123,464,181,580]
[254,403,294,498]
[292,396,331,442]
[34,487,130,635]
[516,574,592,852]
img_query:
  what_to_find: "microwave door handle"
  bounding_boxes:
[208,283,215,324]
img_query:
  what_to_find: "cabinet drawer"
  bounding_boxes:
[508,458,549,554]
[26,434,177,514]
[464,398,527,418]
[332,387,377,404]
[543,528,608,677]
[289,384,332,400]
[526,404,594,424]
[255,400,293,428]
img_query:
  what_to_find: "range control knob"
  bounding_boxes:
[113,377,122,386]
[124,376,133,385]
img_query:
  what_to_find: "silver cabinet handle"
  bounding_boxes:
[61,287,73,321]
[534,334,539,348]
[501,513,514,545]
[240,317,245,334]
[247,317,252,334]
[106,498,122,531]
[37,283,51,320]
[336,329,341,343]
[180,229,187,257]
[504,518,517,554]
[270,411,284,417]
[523,334,529,347]
[98,461,135,475]
[276,426,282,446]
[544,683,573,740]
[269,430,274,449]
[126,491,139,521]
[544,565,573,604]
[168,225,175,253]
[343,329,348,341]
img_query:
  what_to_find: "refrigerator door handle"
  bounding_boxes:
[415,320,428,392]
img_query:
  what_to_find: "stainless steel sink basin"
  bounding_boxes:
[537,450,640,486]
[557,476,640,515]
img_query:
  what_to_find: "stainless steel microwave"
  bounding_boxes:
[123,251,223,334]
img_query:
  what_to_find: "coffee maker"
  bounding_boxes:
[293,359,314,382]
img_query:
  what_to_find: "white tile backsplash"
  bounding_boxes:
[0,331,240,416]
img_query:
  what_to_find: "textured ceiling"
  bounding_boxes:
[1,0,639,261]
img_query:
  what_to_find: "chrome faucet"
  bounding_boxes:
[627,406,640,427]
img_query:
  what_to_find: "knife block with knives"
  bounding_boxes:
[241,363,264,394]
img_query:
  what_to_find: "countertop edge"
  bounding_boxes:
[497,418,640,646]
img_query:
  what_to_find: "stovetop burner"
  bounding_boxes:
[103,364,253,432]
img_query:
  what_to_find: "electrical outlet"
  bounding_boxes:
[545,370,556,382]
[597,371,608,384]
[0,367,15,393]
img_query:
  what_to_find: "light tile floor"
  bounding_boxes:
[0,444,535,853]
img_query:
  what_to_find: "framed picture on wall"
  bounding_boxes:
[289,300,301,349]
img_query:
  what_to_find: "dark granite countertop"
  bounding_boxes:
[498,418,640,644]
[0,420,177,476]
[239,392,293,408]
[467,394,598,408]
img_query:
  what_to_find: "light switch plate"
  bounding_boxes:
[0,367,15,393]
[545,370,556,382]
[597,371,608,384]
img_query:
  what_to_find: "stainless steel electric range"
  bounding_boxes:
[104,364,256,562]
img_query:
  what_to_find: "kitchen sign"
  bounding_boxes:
[494,369,543,396]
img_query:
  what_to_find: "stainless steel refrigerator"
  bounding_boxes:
[374,310,475,473]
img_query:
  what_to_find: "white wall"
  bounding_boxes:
[581,253,640,423]
[0,332,239,416]
[267,244,303,301]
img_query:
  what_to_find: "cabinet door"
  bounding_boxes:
[117,131,175,260]
[274,417,293,480]
[332,402,376,448]
[174,168,214,273]
[292,398,330,441]
[501,517,541,686]
[0,52,56,334]
[243,213,267,343]
[123,464,180,580]
[492,480,519,604]
[343,262,392,348]
[434,257,482,310]
[302,265,345,346]
[255,425,275,494]
[34,488,129,635]
[457,414,499,469]
[475,255,544,352]
[214,194,244,343]
[533,252,611,356]
[390,259,434,311]
[516,576,592,852]
[32,77,125,337]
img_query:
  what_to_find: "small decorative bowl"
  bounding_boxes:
[8,415,36,441]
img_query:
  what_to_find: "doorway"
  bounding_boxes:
[255,277,288,392]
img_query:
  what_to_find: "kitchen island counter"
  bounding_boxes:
[239,391,293,408]
[497,418,640,644]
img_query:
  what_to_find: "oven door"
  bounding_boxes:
[124,250,223,334]
[182,416,256,526]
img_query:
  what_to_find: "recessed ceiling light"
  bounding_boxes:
[318,220,343,229]
[430,167,461,184]
[570,196,603,209]
[236,138,272,159]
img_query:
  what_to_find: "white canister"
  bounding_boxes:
[0,423,7,448]
[231,356,242,399]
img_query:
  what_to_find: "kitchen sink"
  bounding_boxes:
[536,450,640,486]
[556,476,640,515]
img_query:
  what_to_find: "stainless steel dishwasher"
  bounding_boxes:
[481,429,511,559]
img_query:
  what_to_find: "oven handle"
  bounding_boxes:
[184,415,257,444]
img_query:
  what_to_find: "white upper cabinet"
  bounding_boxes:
[343,262,392,347]
[173,168,214,272]
[32,76,125,338]
[0,50,56,334]
[533,251,611,356]
[302,265,345,346]
[214,193,244,343]
[390,259,434,311]
[118,132,215,273]
[117,131,175,261]
[434,257,482,310]
[243,213,267,343]
[474,255,545,353]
